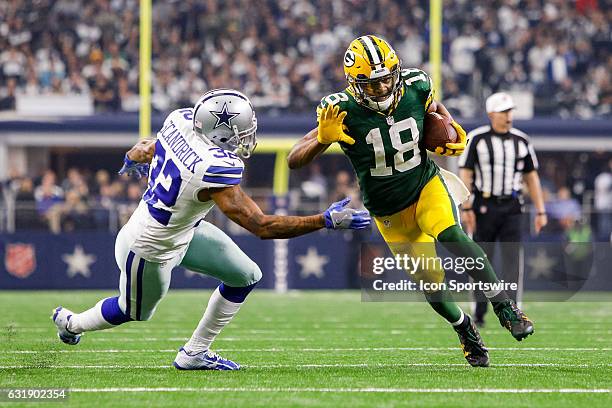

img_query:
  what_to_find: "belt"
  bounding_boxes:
[476,193,520,202]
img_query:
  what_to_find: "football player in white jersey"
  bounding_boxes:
[51,89,371,370]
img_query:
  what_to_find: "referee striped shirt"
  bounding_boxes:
[458,126,539,198]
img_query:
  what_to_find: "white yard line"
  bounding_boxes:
[61,337,308,342]
[1,363,610,369]
[1,347,610,354]
[65,387,611,394]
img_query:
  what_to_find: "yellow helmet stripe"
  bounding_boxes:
[358,35,381,65]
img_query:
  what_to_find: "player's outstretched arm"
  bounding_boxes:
[208,185,370,239]
[287,128,331,169]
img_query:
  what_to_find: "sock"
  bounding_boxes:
[452,311,471,330]
[438,225,510,305]
[183,283,256,353]
[68,296,132,334]
[425,289,464,325]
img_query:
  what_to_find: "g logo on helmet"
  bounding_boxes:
[344,50,356,67]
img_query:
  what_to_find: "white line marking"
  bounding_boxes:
[1,347,610,354]
[58,337,308,342]
[66,387,611,394]
[1,363,610,369]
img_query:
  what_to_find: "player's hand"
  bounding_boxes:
[127,138,156,162]
[324,197,371,230]
[118,154,150,179]
[434,121,467,156]
[534,213,548,234]
[317,105,355,145]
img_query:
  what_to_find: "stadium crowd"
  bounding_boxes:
[0,0,609,118]
[1,168,146,232]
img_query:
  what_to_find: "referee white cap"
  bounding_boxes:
[486,92,516,113]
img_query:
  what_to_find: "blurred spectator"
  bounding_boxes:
[594,159,612,241]
[0,0,609,117]
[47,189,94,233]
[546,186,582,232]
[91,169,111,198]
[329,171,361,207]
[34,170,64,218]
[13,177,44,230]
[91,74,119,112]
[62,168,89,197]
[117,182,143,226]
[300,163,327,200]
[0,46,27,82]
[0,77,16,110]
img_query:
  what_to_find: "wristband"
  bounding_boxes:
[461,208,473,212]
[124,154,136,166]
[537,212,547,216]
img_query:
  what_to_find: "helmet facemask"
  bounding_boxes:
[349,64,402,112]
[231,115,257,159]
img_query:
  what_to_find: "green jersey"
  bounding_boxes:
[318,68,439,216]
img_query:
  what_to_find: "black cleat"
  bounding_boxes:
[493,299,534,341]
[454,315,489,367]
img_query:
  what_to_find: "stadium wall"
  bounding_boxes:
[1,231,610,292]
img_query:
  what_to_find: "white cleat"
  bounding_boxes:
[173,347,240,370]
[51,306,82,345]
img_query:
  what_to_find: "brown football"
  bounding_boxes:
[423,112,458,152]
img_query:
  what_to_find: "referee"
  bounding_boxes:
[458,92,547,326]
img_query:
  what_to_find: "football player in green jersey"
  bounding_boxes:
[288,35,535,367]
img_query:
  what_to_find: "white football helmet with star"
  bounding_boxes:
[192,89,258,158]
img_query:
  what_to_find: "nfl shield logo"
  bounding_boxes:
[4,243,36,278]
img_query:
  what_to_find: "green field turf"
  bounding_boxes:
[0,290,611,407]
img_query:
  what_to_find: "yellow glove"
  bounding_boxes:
[317,105,355,145]
[434,121,467,156]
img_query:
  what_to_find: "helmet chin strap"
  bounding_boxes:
[366,94,394,111]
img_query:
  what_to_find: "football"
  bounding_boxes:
[423,112,458,152]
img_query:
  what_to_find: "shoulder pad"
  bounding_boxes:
[401,68,432,86]
[201,147,245,187]
[319,91,351,109]
[163,108,194,125]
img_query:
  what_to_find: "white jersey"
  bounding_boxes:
[122,108,244,262]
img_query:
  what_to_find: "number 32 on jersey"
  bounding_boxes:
[365,117,421,177]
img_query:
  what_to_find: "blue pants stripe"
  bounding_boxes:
[125,251,135,318]
[135,257,145,321]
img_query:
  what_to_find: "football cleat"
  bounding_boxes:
[51,306,81,345]
[493,299,534,341]
[173,347,240,371]
[454,315,489,367]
